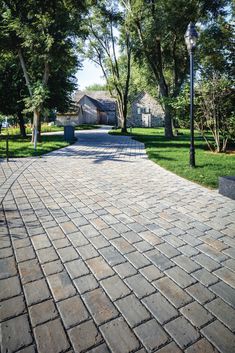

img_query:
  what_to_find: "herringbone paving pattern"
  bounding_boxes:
[0,127,235,353]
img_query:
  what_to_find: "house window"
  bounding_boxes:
[145,107,151,113]
[137,107,141,114]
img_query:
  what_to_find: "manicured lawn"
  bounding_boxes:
[0,135,75,158]
[110,128,235,189]
[1,123,100,136]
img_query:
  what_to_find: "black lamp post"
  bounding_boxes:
[185,22,198,168]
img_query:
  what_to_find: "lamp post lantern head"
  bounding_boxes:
[185,22,198,52]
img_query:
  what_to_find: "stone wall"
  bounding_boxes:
[130,92,165,127]
[78,96,99,124]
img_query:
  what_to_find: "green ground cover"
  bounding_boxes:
[1,124,100,136]
[0,135,74,158]
[110,128,235,189]
[0,124,100,158]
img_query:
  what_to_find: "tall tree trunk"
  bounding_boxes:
[18,111,27,138]
[31,109,41,143]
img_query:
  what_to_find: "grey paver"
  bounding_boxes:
[192,268,218,287]
[57,246,79,262]
[69,320,102,352]
[185,338,219,353]
[16,345,36,353]
[86,343,110,353]
[65,258,89,279]
[0,257,17,279]
[86,256,114,280]
[210,281,235,308]
[0,276,22,301]
[31,234,51,250]
[213,267,235,289]
[197,244,227,262]
[134,319,169,352]
[1,127,235,353]
[180,301,213,328]
[157,342,182,353]
[145,249,174,271]
[153,277,192,308]
[100,317,140,353]
[99,245,126,266]
[157,242,181,258]
[172,255,201,273]
[74,274,99,294]
[60,221,78,234]
[101,275,131,300]
[205,298,235,331]
[47,271,76,301]
[67,231,89,247]
[0,315,32,353]
[115,294,151,327]
[57,295,89,328]
[192,253,221,272]
[37,246,58,264]
[42,260,64,276]
[46,226,65,240]
[18,259,43,284]
[0,295,25,322]
[83,288,118,325]
[142,292,178,325]
[125,273,155,299]
[165,266,196,288]
[34,318,70,353]
[164,317,200,349]
[89,235,110,249]
[125,251,150,269]
[140,264,164,282]
[111,237,135,254]
[113,261,137,279]
[186,283,215,304]
[201,320,235,353]
[24,278,51,305]
[77,244,99,260]
[29,299,58,327]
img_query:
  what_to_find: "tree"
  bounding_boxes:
[1,0,88,142]
[121,0,230,138]
[195,74,235,153]
[0,51,28,137]
[85,83,108,91]
[83,0,132,132]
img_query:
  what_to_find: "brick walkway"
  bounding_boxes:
[1,126,235,353]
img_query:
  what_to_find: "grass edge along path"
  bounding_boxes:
[0,124,101,158]
[0,135,76,158]
[109,128,235,189]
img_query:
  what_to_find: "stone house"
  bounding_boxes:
[130,92,164,127]
[56,91,117,126]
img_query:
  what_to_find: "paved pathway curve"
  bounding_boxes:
[0,126,235,353]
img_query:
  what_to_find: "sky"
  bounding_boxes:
[76,59,105,90]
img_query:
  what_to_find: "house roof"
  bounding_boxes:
[75,91,116,112]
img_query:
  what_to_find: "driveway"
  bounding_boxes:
[0,126,235,353]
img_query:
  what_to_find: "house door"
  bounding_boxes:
[99,112,108,125]
[142,114,151,127]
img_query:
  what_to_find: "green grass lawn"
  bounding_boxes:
[1,123,100,136]
[110,128,235,189]
[0,123,99,158]
[0,135,75,158]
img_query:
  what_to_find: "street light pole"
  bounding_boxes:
[185,22,198,168]
[189,48,195,167]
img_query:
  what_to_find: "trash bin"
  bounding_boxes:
[64,126,75,142]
